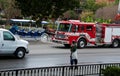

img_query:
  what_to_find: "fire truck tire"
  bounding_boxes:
[112,39,120,48]
[78,39,87,48]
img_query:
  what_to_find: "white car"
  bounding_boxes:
[0,28,29,59]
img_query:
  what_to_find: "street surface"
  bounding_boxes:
[0,40,120,71]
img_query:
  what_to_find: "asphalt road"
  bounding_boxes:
[0,40,120,70]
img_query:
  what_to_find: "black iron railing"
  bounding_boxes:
[0,63,120,76]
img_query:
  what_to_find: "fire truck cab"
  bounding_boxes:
[52,20,120,48]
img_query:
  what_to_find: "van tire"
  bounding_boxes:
[15,48,25,59]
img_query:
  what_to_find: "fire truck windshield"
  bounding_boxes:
[57,23,71,32]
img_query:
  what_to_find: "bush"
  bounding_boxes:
[63,10,78,20]
[102,66,120,76]
[0,20,6,25]
[80,10,94,22]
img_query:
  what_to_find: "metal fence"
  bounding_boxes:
[0,63,120,76]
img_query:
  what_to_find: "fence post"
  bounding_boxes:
[62,67,65,76]
[99,64,102,76]
[15,70,18,76]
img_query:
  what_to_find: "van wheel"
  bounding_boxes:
[112,39,120,48]
[78,39,86,48]
[15,48,25,59]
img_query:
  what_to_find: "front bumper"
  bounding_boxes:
[52,38,69,44]
[25,47,29,54]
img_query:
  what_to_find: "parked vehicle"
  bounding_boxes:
[52,20,120,48]
[0,28,29,59]
[9,19,49,42]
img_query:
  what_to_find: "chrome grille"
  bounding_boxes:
[55,34,65,38]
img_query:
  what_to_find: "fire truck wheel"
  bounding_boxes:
[78,39,86,48]
[112,39,120,48]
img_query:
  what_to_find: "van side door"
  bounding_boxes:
[0,32,2,52]
[1,31,17,54]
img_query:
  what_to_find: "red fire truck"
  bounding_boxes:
[52,20,120,48]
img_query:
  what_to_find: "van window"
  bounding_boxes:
[3,31,15,40]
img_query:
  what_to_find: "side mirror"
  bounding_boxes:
[73,25,78,32]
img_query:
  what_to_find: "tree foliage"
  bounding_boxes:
[0,0,21,19]
[80,0,106,13]
[80,10,94,22]
[15,0,80,19]
[63,10,78,20]
[115,0,119,5]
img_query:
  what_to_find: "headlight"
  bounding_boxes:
[64,35,69,39]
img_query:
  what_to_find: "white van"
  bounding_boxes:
[0,28,29,59]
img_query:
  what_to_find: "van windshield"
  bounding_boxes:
[57,23,71,32]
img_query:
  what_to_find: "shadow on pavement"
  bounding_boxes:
[52,45,118,49]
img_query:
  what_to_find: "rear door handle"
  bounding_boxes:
[2,44,4,46]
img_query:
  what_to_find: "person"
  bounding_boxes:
[70,40,78,69]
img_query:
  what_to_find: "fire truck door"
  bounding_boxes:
[104,27,112,42]
[86,25,95,38]
[71,25,78,32]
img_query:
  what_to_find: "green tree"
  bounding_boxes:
[15,0,80,19]
[63,10,78,19]
[115,0,119,5]
[80,0,106,13]
[80,10,94,22]
[0,0,11,10]
[0,0,21,20]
